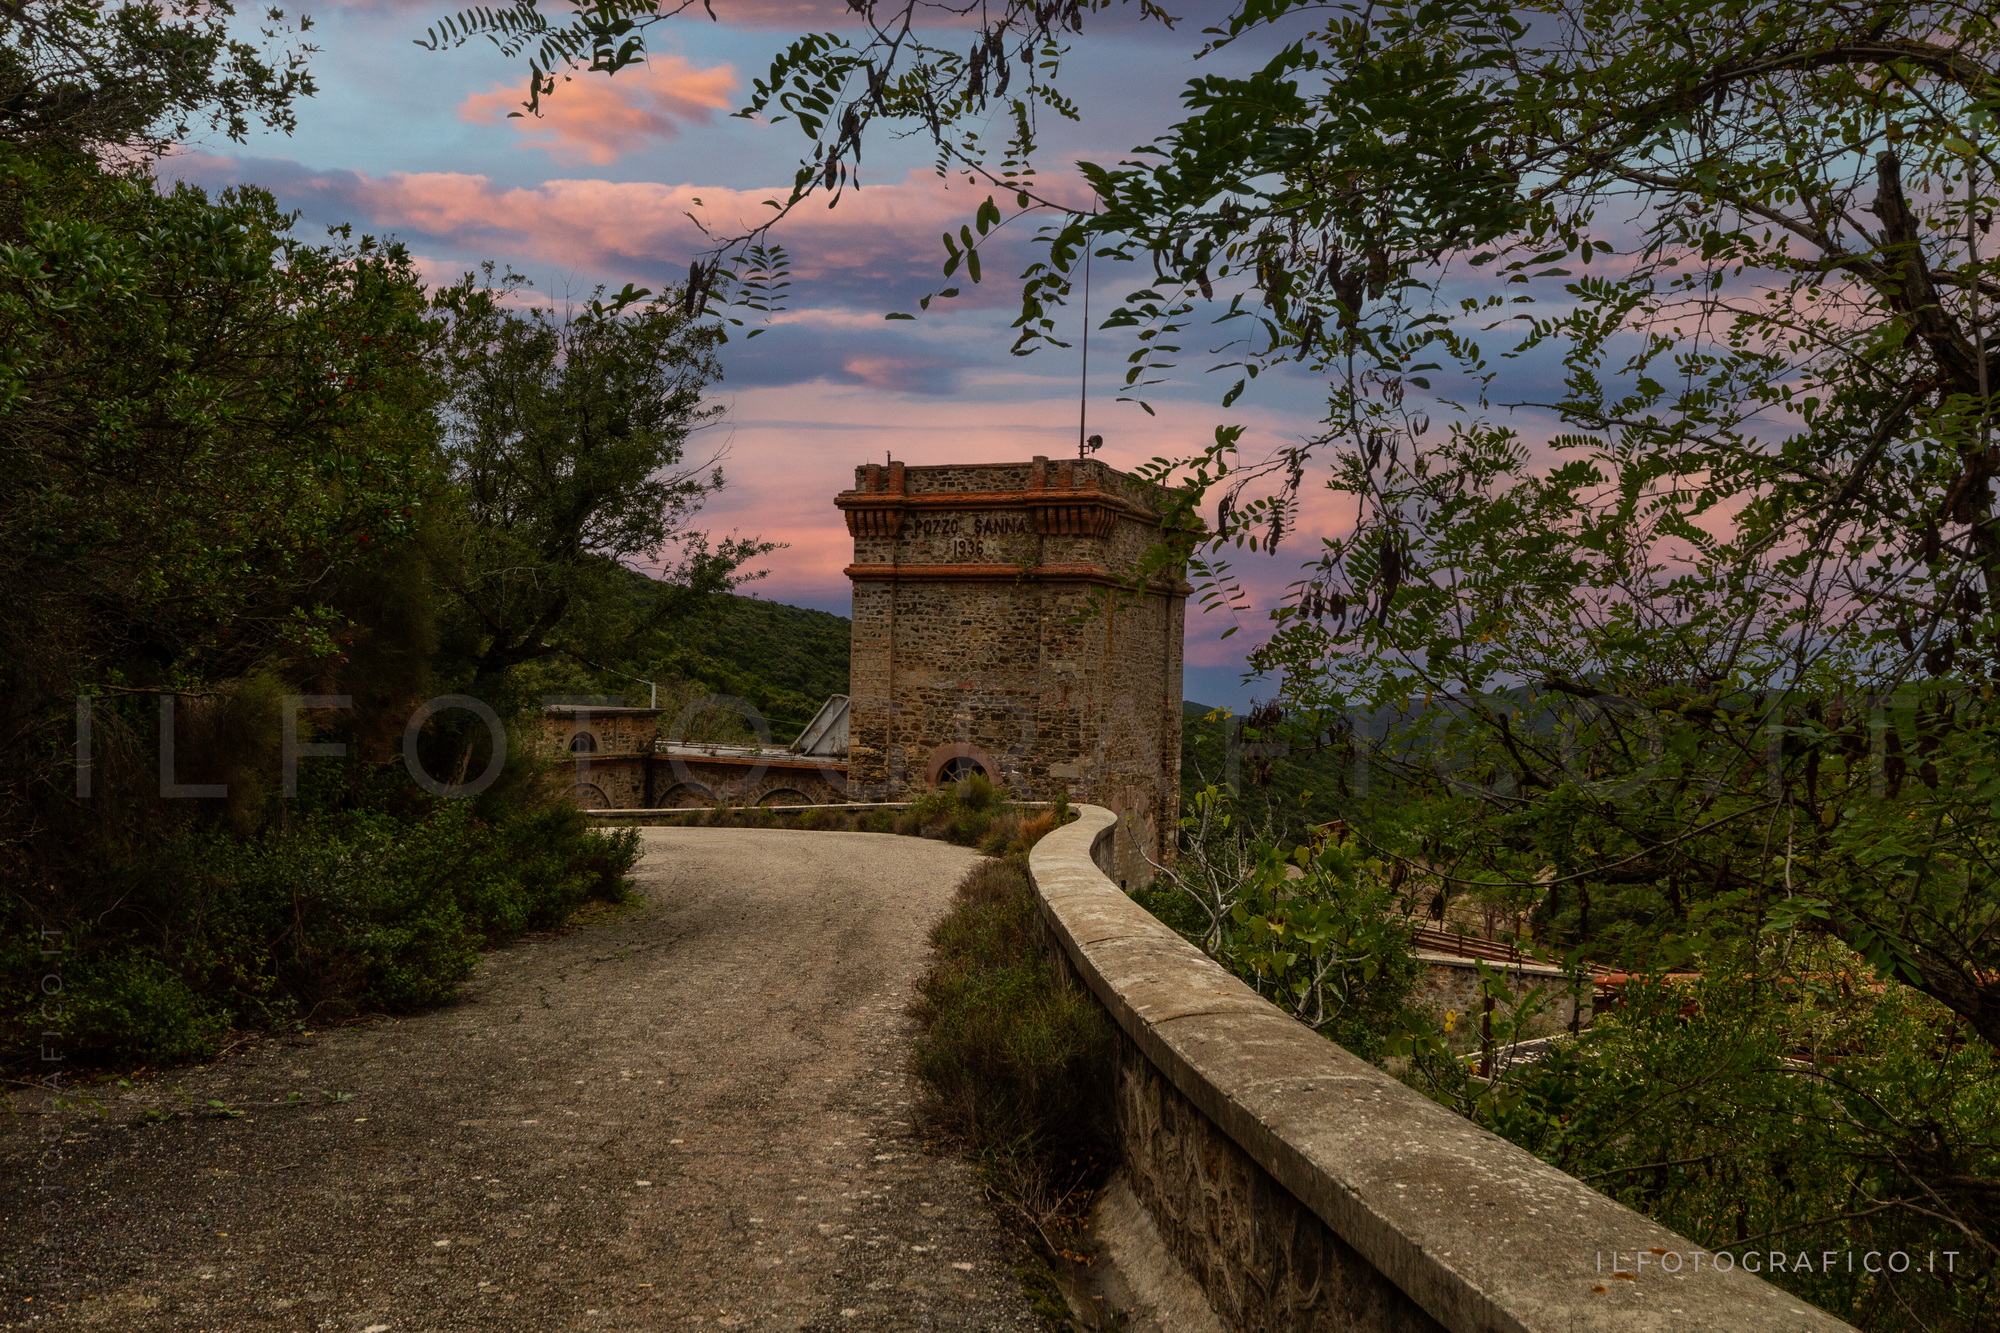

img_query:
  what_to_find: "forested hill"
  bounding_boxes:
[653,594,852,740]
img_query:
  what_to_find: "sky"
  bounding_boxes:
[162,0,1363,709]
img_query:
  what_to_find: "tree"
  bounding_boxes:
[438,0,2000,1045]
[427,271,770,702]
[1,0,402,813]
[0,3,668,1059]
[0,151,440,808]
[0,0,316,156]
[1123,0,2000,1050]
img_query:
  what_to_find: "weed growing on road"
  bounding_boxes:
[908,841,1113,1321]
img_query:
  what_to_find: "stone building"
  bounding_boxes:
[541,698,849,808]
[837,455,1188,884]
[542,704,661,809]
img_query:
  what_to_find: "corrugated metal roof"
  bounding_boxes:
[789,695,850,756]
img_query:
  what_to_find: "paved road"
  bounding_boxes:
[0,828,1048,1332]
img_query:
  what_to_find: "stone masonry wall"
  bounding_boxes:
[1113,1034,1447,1333]
[1413,957,1592,1054]
[1031,805,1861,1333]
[653,755,847,808]
[841,456,1186,884]
[542,709,660,758]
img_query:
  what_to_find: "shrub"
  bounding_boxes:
[976,811,1023,857]
[945,808,991,844]
[3,771,640,1065]
[61,949,228,1065]
[900,787,952,831]
[1017,809,1056,846]
[956,772,1001,812]
[909,852,1114,1239]
[1423,943,2000,1332]
[1135,785,1417,1061]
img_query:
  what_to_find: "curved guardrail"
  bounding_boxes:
[1029,805,1855,1333]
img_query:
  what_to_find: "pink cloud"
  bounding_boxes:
[295,165,986,284]
[460,56,739,164]
[691,382,1334,637]
[165,144,1094,299]
[836,355,939,391]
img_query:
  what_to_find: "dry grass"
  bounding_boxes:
[906,818,1112,1294]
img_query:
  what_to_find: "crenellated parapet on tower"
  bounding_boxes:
[836,455,1187,884]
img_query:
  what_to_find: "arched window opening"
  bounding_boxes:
[662,783,715,809]
[937,756,987,785]
[569,732,598,753]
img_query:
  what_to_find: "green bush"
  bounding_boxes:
[1427,942,2000,1333]
[62,950,228,1065]
[4,770,639,1065]
[956,772,1002,813]
[909,852,1114,1225]
[1136,786,1418,1061]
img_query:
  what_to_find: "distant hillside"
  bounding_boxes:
[1181,702,1353,842]
[654,594,852,740]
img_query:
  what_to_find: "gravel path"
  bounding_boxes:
[0,827,1049,1333]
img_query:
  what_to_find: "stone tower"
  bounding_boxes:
[837,455,1186,884]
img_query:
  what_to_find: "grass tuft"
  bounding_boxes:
[908,837,1114,1306]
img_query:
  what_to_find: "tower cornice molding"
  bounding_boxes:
[834,486,1162,540]
[842,561,1189,595]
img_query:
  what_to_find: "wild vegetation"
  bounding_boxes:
[0,1,765,1065]
[460,0,1999,1324]
[1179,701,1357,844]
[1431,954,2000,1330]
[900,790,1110,1320]
[1133,785,1419,1061]
[550,589,852,744]
[649,594,850,740]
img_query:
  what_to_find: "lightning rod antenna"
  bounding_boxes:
[1078,228,1092,460]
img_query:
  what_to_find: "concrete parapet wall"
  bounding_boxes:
[1030,805,1858,1333]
